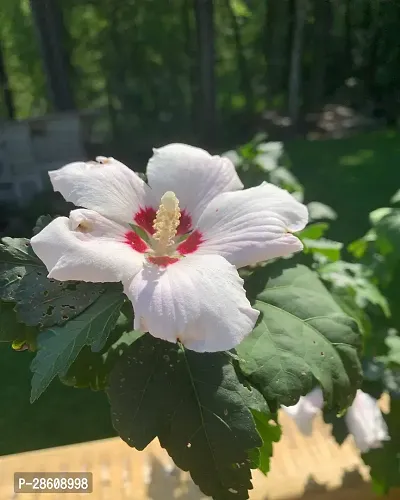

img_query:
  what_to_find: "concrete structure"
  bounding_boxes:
[0,112,88,206]
[0,408,398,500]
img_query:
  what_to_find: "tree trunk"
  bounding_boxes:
[288,0,307,125]
[183,0,197,130]
[0,39,15,120]
[265,0,290,100]
[309,0,332,110]
[344,0,353,76]
[225,0,253,114]
[29,0,74,112]
[193,0,217,145]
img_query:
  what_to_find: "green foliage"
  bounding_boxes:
[30,288,124,402]
[238,262,362,410]
[307,202,337,222]
[362,399,400,494]
[250,411,281,475]
[0,236,104,328]
[0,237,43,301]
[107,335,264,499]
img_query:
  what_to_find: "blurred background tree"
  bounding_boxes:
[1,0,399,152]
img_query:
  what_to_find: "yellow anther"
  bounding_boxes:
[152,191,181,256]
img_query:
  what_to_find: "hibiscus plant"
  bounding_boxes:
[2,136,388,500]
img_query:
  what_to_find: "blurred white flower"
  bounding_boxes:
[283,388,390,453]
[344,390,390,453]
[31,143,308,352]
[282,387,323,435]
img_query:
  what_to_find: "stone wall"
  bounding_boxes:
[0,112,86,206]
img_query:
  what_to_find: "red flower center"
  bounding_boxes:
[125,205,204,266]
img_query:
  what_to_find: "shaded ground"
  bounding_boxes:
[287,129,400,244]
[0,345,115,456]
[0,129,399,456]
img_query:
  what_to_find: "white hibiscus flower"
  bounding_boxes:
[31,144,307,352]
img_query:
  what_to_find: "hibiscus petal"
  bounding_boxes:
[125,254,259,352]
[192,182,308,268]
[282,387,324,436]
[345,390,390,453]
[31,209,145,283]
[146,143,243,226]
[49,157,152,225]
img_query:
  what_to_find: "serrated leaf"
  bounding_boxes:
[307,202,337,221]
[238,262,362,410]
[362,398,400,494]
[251,411,281,475]
[0,236,105,327]
[0,301,38,347]
[0,238,43,300]
[299,222,329,240]
[14,270,105,328]
[30,289,124,402]
[60,330,142,391]
[107,335,262,500]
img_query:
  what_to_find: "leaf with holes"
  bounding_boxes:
[238,262,362,410]
[30,289,124,402]
[0,236,105,327]
[107,335,263,500]
[0,238,43,301]
[15,271,105,328]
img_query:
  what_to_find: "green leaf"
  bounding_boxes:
[385,336,400,365]
[0,301,39,347]
[30,289,124,402]
[0,236,105,327]
[238,262,362,410]
[60,330,142,391]
[230,0,251,18]
[391,189,400,205]
[107,335,262,499]
[0,238,43,301]
[14,271,105,328]
[362,398,400,494]
[303,238,342,261]
[251,411,281,475]
[269,167,303,193]
[307,202,337,222]
[299,222,329,240]
[370,207,393,226]
[318,261,390,318]
[373,208,400,253]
